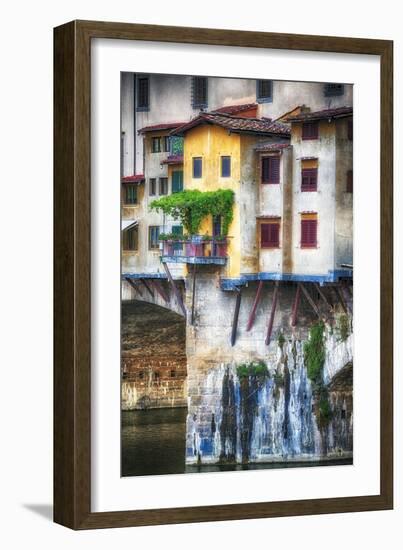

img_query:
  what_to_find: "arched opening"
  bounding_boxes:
[121,299,187,476]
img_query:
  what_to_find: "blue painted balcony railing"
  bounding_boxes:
[160,237,229,265]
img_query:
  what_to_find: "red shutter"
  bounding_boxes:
[301,168,318,191]
[261,157,280,184]
[302,122,319,140]
[261,222,280,248]
[301,219,317,248]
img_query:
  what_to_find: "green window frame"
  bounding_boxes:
[124,184,137,205]
[172,170,184,193]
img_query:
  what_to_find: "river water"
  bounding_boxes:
[121,408,351,476]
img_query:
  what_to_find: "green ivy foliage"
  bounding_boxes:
[149,189,235,236]
[304,321,326,385]
[236,361,268,379]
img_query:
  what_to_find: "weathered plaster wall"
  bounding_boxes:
[290,121,337,275]
[121,73,135,177]
[334,118,353,269]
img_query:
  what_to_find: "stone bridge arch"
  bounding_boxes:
[122,276,186,318]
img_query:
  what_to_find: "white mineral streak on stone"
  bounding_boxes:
[186,329,353,464]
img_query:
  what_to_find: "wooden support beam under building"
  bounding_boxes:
[265,281,279,346]
[162,262,187,318]
[151,279,170,304]
[290,283,301,327]
[246,280,264,332]
[230,289,242,347]
[299,283,321,319]
[140,278,155,298]
[335,286,348,314]
[125,277,144,297]
[191,263,197,326]
[314,283,333,312]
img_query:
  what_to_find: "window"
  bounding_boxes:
[193,157,202,178]
[149,178,157,196]
[123,225,138,251]
[159,177,168,195]
[261,156,280,184]
[346,170,353,193]
[301,214,318,248]
[152,137,161,153]
[149,226,160,249]
[170,370,176,378]
[347,119,353,140]
[324,83,345,97]
[172,225,183,252]
[302,121,319,140]
[257,79,273,103]
[192,76,208,109]
[260,220,280,248]
[137,76,149,111]
[124,184,137,205]
[221,156,231,177]
[301,168,318,192]
[162,136,170,152]
[172,170,183,193]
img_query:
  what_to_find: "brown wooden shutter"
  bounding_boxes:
[302,121,319,140]
[261,221,280,248]
[261,157,280,184]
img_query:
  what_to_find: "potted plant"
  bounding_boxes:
[214,234,228,257]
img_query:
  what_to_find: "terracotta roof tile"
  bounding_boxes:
[286,106,353,123]
[172,112,290,137]
[121,174,145,183]
[161,155,184,165]
[211,103,257,116]
[138,121,186,133]
[255,142,291,152]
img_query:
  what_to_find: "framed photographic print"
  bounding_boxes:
[54,20,393,529]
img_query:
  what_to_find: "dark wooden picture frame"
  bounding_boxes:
[54,20,393,530]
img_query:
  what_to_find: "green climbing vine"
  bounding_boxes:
[304,321,326,386]
[236,361,268,379]
[149,189,235,236]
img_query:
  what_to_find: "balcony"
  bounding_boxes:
[160,236,229,265]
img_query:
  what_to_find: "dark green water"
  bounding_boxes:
[121,408,352,477]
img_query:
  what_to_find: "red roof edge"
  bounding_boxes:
[122,174,145,183]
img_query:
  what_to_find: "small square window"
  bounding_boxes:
[302,122,319,140]
[152,137,161,153]
[257,80,273,103]
[324,83,345,97]
[301,168,318,192]
[124,184,137,205]
[159,177,168,195]
[149,178,157,196]
[260,220,280,248]
[261,156,280,184]
[192,76,208,109]
[137,77,149,111]
[193,157,202,178]
[221,156,231,177]
[149,226,160,249]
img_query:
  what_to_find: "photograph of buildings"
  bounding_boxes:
[120,74,353,476]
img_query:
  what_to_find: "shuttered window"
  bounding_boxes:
[137,77,149,111]
[124,184,137,205]
[172,171,183,193]
[302,121,319,140]
[192,77,208,109]
[346,170,353,193]
[301,168,318,192]
[301,215,318,248]
[193,157,202,178]
[221,156,231,177]
[152,137,162,153]
[149,226,160,249]
[261,156,280,184]
[162,136,170,152]
[257,80,273,102]
[260,220,280,248]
